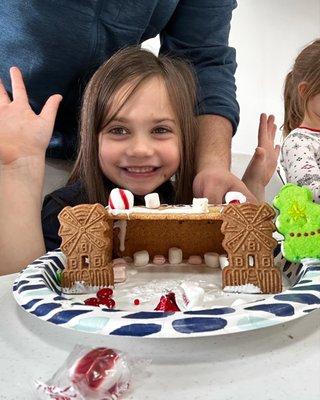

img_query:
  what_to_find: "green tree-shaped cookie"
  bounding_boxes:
[273,183,320,262]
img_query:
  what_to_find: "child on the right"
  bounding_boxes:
[280,39,320,202]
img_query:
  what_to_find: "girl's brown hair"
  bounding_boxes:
[68,46,198,205]
[283,39,320,136]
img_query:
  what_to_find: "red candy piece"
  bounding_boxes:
[134,299,140,306]
[99,298,116,309]
[154,292,180,312]
[72,348,119,390]
[229,199,241,204]
[84,297,100,307]
[97,287,113,300]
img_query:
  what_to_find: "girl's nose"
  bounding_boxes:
[126,135,155,158]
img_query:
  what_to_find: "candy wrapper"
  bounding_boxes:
[35,345,149,400]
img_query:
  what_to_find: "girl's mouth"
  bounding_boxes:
[121,166,160,178]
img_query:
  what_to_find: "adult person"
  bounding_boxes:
[0,0,254,203]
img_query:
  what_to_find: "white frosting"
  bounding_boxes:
[113,220,127,252]
[223,284,262,294]
[107,205,223,215]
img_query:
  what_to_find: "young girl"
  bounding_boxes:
[0,47,278,274]
[280,39,320,201]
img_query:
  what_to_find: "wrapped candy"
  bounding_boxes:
[35,346,131,400]
[154,292,181,312]
[108,188,134,210]
[224,191,247,204]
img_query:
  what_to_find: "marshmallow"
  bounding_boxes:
[108,188,134,209]
[204,252,220,268]
[219,254,229,269]
[168,247,183,264]
[112,258,128,267]
[133,250,149,267]
[144,193,160,209]
[123,256,133,264]
[113,265,126,283]
[225,191,246,204]
[192,197,209,212]
[187,255,202,265]
[153,255,166,265]
[180,282,204,309]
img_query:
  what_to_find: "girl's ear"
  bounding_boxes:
[298,81,309,98]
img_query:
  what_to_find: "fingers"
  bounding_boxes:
[40,94,63,126]
[10,67,29,103]
[258,113,277,147]
[274,144,281,158]
[0,79,10,106]
[267,114,277,139]
[258,113,267,146]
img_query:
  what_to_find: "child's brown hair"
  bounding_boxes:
[283,39,320,136]
[68,46,198,204]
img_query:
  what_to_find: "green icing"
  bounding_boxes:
[273,184,320,262]
[55,271,62,285]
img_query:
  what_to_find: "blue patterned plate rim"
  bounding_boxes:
[12,250,320,338]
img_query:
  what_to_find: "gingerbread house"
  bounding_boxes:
[58,202,282,294]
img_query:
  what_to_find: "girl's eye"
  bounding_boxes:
[153,126,171,134]
[108,127,128,135]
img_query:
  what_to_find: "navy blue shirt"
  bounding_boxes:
[42,180,175,251]
[0,0,238,159]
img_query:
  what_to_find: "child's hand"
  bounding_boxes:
[242,113,280,201]
[0,67,62,166]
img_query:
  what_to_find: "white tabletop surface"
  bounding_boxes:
[1,273,320,400]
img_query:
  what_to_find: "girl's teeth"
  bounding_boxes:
[127,167,155,173]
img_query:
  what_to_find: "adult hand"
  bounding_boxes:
[193,167,258,204]
[0,67,62,166]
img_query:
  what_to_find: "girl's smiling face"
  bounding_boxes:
[98,76,181,195]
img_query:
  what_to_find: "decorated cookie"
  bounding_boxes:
[273,183,320,262]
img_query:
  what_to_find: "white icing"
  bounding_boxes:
[223,284,262,294]
[62,281,107,294]
[113,220,127,252]
[106,205,223,215]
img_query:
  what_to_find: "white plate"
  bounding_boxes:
[13,250,320,338]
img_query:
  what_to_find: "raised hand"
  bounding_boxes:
[0,67,62,166]
[242,113,281,200]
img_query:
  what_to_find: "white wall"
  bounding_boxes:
[142,0,320,155]
[231,0,320,154]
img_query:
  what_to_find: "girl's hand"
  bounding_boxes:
[242,113,280,201]
[0,67,62,166]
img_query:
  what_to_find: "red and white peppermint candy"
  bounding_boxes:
[108,188,134,209]
[224,191,246,204]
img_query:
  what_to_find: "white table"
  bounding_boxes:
[1,273,319,400]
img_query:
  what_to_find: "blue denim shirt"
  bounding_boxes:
[0,0,238,159]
